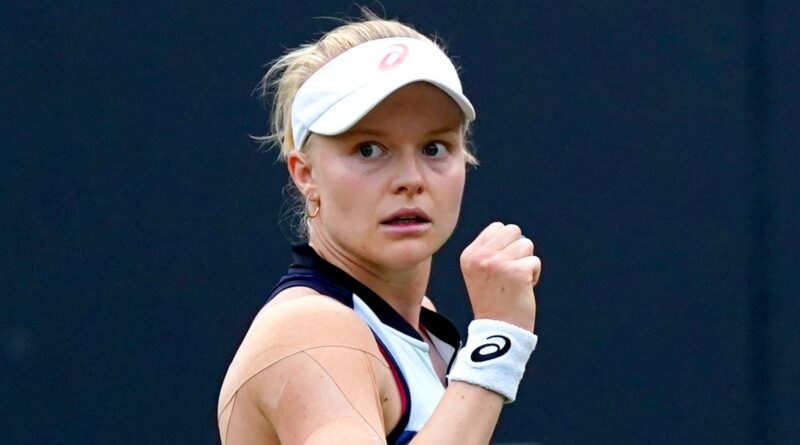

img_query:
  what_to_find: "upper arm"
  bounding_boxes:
[219,296,390,445]
[254,346,387,444]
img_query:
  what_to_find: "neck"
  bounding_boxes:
[308,238,431,330]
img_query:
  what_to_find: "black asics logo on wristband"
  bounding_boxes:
[471,335,511,362]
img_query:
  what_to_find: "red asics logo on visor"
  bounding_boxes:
[378,44,408,71]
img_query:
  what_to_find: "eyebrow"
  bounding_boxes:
[347,127,386,137]
[424,123,462,136]
[348,123,462,138]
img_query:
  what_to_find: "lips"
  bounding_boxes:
[380,208,431,225]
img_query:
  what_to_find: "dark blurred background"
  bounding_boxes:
[2,1,798,444]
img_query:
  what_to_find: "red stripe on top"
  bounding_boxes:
[376,341,407,416]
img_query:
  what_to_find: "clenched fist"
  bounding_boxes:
[460,222,541,332]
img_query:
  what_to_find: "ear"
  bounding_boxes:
[287,150,316,199]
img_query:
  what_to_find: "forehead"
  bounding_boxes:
[352,81,465,132]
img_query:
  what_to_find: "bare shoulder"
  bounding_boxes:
[219,292,386,407]
[218,292,393,444]
[257,293,380,350]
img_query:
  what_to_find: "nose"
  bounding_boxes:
[391,149,424,196]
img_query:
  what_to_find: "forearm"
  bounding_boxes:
[412,317,539,444]
[409,222,541,444]
[410,381,504,445]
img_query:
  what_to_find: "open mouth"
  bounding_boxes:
[380,208,432,226]
[382,215,431,225]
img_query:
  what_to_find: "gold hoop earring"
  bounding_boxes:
[306,196,320,219]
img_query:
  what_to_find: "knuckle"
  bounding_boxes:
[460,255,475,270]
[531,258,542,285]
[500,264,519,278]
[478,256,496,270]
[484,221,503,233]
[461,248,488,269]
[506,224,522,237]
[521,238,534,254]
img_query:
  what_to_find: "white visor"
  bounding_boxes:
[291,37,475,148]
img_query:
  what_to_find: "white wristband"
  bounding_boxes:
[447,319,538,403]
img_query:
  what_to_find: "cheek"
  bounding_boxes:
[319,166,380,221]
[449,158,467,190]
[437,163,466,218]
[453,166,466,199]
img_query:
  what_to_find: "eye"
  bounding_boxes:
[422,141,449,158]
[357,142,385,158]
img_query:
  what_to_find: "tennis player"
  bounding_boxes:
[218,13,542,445]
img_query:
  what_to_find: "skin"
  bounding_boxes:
[289,81,467,324]
[217,81,541,445]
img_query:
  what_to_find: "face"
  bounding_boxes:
[289,82,467,271]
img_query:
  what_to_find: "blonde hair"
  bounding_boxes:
[255,10,478,165]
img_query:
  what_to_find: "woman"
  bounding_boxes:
[218,13,541,445]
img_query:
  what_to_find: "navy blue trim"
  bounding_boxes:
[264,244,464,438]
[395,431,417,444]
[374,334,412,445]
[265,246,355,308]
[273,244,461,351]
[420,308,462,376]
[420,308,461,349]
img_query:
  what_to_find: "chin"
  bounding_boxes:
[371,235,445,269]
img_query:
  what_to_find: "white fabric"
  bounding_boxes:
[291,37,475,148]
[447,319,538,403]
[351,294,450,435]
